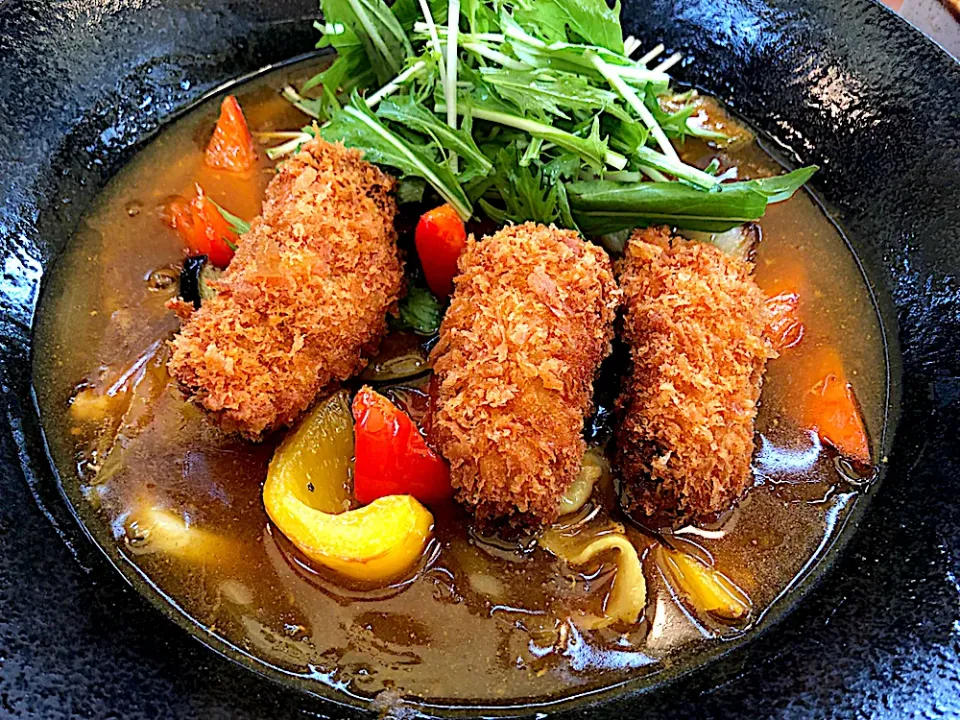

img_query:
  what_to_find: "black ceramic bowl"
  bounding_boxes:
[2,0,959,717]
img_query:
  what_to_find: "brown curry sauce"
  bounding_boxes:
[32,61,889,705]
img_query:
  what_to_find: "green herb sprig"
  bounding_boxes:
[271,0,815,235]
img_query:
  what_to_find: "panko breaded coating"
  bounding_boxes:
[168,139,403,439]
[430,223,619,528]
[615,227,775,528]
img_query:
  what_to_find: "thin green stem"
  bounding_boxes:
[653,52,683,73]
[265,133,313,160]
[417,0,447,86]
[604,170,642,182]
[281,86,320,119]
[635,147,718,189]
[462,42,529,69]
[366,60,426,107]
[343,106,472,219]
[612,66,672,84]
[636,43,664,66]
[435,102,628,170]
[349,0,403,75]
[586,51,678,161]
[639,166,670,182]
[520,137,544,167]
[445,0,461,173]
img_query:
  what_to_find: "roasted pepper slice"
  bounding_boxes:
[805,373,871,468]
[163,186,237,268]
[263,391,434,584]
[800,347,871,468]
[205,95,258,172]
[352,386,453,506]
[658,546,751,621]
[414,204,467,299]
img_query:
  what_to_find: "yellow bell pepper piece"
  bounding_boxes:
[658,546,751,621]
[268,390,354,514]
[263,390,434,584]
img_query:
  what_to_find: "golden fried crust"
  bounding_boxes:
[615,227,775,528]
[430,222,619,528]
[168,139,403,439]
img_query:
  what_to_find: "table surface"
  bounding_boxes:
[882,0,960,54]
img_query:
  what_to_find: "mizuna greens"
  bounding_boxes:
[274,0,816,236]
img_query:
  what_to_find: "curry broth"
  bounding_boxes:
[33,62,888,704]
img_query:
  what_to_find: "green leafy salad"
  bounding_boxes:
[265,0,815,240]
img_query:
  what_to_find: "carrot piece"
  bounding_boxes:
[801,347,871,467]
[765,291,805,351]
[205,96,257,172]
[163,186,237,268]
[757,255,809,297]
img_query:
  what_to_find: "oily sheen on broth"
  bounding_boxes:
[33,61,887,704]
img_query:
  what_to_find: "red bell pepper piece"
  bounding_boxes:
[765,291,805,351]
[163,186,237,268]
[414,204,467,299]
[205,95,257,173]
[352,386,453,506]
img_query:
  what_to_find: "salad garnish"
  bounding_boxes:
[269,0,816,235]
